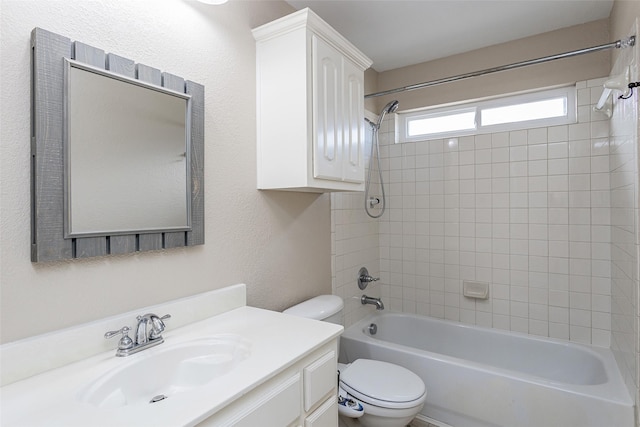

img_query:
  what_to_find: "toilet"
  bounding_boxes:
[283,295,426,427]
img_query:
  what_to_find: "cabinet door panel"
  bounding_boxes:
[342,57,365,183]
[312,35,343,182]
[303,350,336,411]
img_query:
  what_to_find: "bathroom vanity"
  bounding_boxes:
[0,284,342,426]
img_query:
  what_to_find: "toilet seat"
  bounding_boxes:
[339,359,426,409]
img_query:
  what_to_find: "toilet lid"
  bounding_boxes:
[339,359,426,409]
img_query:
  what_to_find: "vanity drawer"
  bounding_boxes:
[232,373,301,427]
[303,350,336,411]
[304,396,338,427]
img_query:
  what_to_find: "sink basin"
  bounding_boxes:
[78,334,251,409]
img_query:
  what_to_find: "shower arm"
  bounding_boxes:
[365,36,636,99]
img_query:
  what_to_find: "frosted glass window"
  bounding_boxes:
[408,110,476,137]
[396,86,576,143]
[481,97,567,126]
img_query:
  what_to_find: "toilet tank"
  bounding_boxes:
[283,295,344,325]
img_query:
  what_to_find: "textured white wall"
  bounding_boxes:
[0,0,332,343]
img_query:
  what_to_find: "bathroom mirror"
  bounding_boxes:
[64,59,191,237]
[31,28,204,262]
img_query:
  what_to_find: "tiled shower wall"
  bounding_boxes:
[609,23,640,418]
[331,122,383,327]
[333,78,614,347]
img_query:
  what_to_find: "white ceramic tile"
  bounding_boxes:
[591,329,610,347]
[475,134,492,149]
[528,159,547,176]
[530,319,549,336]
[510,161,528,176]
[548,141,568,158]
[548,174,568,191]
[591,120,609,139]
[528,128,547,145]
[569,123,590,141]
[569,157,591,174]
[510,145,527,162]
[577,88,591,106]
[569,325,591,344]
[591,139,609,156]
[491,132,509,147]
[492,147,509,163]
[511,316,529,333]
[569,174,590,191]
[548,199,570,219]
[548,158,568,175]
[548,125,568,143]
[509,130,527,146]
[591,155,609,174]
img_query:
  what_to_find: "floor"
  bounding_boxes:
[409,419,444,427]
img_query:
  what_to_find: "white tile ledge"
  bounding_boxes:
[0,283,247,386]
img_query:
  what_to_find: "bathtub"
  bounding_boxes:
[339,312,634,427]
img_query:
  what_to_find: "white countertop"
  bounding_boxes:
[1,306,343,427]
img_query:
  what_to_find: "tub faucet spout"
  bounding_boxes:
[361,294,384,310]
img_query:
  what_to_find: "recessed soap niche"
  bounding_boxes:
[30,28,205,262]
[463,280,490,299]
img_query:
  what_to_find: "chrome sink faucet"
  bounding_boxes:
[105,313,171,357]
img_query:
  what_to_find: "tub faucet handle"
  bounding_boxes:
[358,267,380,290]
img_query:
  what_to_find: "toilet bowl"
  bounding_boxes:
[283,295,426,427]
[338,359,426,427]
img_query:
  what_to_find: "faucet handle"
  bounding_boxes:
[149,314,171,340]
[104,326,134,350]
[358,267,380,290]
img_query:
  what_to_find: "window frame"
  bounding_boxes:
[396,85,576,143]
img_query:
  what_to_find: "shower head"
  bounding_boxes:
[385,100,400,114]
[375,100,399,128]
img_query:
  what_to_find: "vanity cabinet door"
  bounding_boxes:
[312,35,366,185]
[312,34,343,182]
[303,350,337,411]
[341,56,365,183]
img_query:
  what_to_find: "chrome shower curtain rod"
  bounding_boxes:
[365,36,636,99]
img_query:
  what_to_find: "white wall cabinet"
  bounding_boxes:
[253,8,373,192]
[198,341,338,427]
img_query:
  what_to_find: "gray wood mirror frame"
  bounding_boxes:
[31,28,205,262]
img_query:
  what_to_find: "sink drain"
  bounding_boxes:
[149,394,168,403]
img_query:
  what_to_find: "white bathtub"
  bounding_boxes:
[339,312,633,427]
